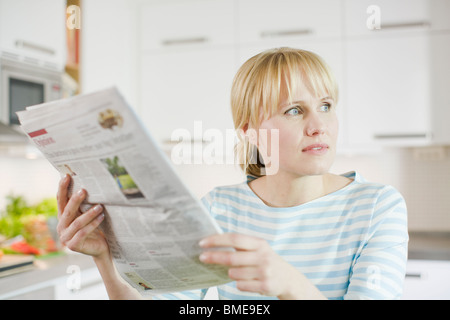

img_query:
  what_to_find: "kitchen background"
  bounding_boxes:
[0,0,449,299]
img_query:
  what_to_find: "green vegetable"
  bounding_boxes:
[0,195,58,239]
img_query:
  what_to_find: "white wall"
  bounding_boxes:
[0,154,60,211]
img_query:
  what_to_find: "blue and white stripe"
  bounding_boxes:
[157,171,408,300]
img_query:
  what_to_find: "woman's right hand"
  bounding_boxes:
[56,174,109,259]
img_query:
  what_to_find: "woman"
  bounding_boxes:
[56,47,408,300]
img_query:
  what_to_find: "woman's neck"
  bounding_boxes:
[248,172,350,208]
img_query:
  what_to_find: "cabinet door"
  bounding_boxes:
[346,33,431,146]
[345,0,450,36]
[429,33,450,144]
[140,0,235,52]
[0,0,66,69]
[238,0,342,44]
[140,48,237,145]
[402,259,450,300]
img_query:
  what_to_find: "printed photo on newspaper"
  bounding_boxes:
[16,87,231,295]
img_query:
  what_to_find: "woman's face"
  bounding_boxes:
[255,79,339,177]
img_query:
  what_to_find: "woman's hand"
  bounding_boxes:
[199,233,326,300]
[56,175,109,259]
[56,175,143,300]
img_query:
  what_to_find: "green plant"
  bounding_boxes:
[0,195,58,239]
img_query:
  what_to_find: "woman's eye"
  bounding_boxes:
[285,106,302,116]
[320,103,331,112]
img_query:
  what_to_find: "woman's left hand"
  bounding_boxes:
[199,233,320,299]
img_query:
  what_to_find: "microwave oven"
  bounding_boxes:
[0,57,62,126]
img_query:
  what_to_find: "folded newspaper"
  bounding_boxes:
[16,87,231,295]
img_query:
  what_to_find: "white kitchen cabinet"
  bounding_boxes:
[346,33,431,146]
[81,0,139,110]
[138,0,450,152]
[140,48,236,144]
[139,0,237,146]
[402,259,450,300]
[344,0,450,148]
[344,0,450,36]
[345,31,450,147]
[237,0,343,44]
[0,0,66,70]
[140,0,235,53]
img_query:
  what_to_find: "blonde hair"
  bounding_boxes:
[231,47,339,177]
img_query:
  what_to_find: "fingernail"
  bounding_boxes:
[199,253,208,262]
[60,175,69,185]
[97,213,105,221]
[198,239,208,247]
[77,189,85,196]
[93,205,103,213]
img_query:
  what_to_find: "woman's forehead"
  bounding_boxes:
[279,77,330,106]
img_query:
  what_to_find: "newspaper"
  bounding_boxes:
[16,87,231,295]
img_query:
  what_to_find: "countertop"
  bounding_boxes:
[408,231,450,260]
[0,251,100,299]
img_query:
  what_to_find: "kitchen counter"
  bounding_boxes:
[0,251,107,300]
[0,232,448,299]
[408,232,450,260]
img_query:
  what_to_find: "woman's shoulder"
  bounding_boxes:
[200,179,250,207]
[340,171,402,194]
[342,171,407,215]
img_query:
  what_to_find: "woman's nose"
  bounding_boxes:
[304,114,326,137]
[306,127,324,136]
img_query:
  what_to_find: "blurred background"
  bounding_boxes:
[0,0,449,299]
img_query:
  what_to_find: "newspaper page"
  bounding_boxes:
[16,87,231,295]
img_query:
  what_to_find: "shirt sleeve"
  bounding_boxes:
[200,189,215,214]
[344,185,409,300]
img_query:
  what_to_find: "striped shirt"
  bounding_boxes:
[157,171,408,300]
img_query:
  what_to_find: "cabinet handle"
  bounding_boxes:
[373,133,430,140]
[405,272,422,279]
[15,40,55,55]
[260,28,313,38]
[378,21,431,30]
[161,37,208,46]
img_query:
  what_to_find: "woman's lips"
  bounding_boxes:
[302,143,329,155]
